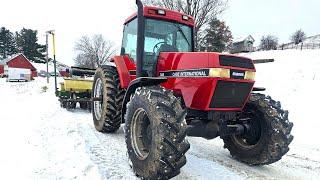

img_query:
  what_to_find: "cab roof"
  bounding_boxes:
[125,6,195,27]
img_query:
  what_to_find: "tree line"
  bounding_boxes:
[0,27,46,63]
[259,29,307,51]
[73,0,309,68]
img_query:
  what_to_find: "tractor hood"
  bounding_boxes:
[157,52,255,73]
[157,52,256,111]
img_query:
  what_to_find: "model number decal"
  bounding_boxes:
[232,72,244,77]
[230,69,245,79]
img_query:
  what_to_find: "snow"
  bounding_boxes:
[241,50,320,151]
[303,34,320,44]
[0,49,320,179]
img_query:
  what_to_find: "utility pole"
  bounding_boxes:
[45,32,49,83]
[52,32,57,95]
[46,30,57,95]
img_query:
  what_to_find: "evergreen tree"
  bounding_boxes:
[16,28,46,63]
[201,18,233,52]
[0,27,18,59]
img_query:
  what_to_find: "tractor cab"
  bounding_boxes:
[120,6,194,77]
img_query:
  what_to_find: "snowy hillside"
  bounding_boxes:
[242,50,320,150]
[304,34,320,44]
[0,49,319,179]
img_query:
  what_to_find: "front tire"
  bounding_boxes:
[125,86,189,179]
[222,93,294,165]
[92,66,124,133]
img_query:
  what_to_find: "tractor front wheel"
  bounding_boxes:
[222,93,294,165]
[125,86,189,179]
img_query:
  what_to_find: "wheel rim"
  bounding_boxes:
[131,108,152,160]
[233,109,262,149]
[93,78,103,120]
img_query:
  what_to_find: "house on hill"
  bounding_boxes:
[230,35,255,54]
[0,54,37,78]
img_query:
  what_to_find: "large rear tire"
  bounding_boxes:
[222,93,294,165]
[125,86,189,179]
[92,66,125,133]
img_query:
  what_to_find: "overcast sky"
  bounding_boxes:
[1,0,319,66]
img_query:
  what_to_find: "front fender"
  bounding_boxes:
[121,77,167,122]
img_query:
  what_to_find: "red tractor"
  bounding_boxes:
[91,0,293,179]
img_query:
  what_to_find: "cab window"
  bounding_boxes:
[121,18,138,62]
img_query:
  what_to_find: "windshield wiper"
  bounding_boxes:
[174,24,191,48]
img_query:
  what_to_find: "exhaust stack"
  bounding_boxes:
[135,0,145,77]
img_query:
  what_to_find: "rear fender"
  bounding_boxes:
[112,56,136,89]
[121,77,167,122]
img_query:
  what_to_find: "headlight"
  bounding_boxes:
[244,71,255,80]
[209,68,230,78]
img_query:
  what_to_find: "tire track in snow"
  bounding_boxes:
[187,137,320,180]
[74,119,320,179]
[76,123,138,179]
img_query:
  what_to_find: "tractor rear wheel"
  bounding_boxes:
[222,93,294,165]
[125,86,189,179]
[92,66,125,133]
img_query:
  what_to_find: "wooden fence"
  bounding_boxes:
[278,43,320,50]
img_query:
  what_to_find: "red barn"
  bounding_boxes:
[0,65,4,75]
[0,54,37,78]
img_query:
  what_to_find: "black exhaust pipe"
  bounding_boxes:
[136,0,145,78]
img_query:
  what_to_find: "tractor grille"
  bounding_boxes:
[210,81,254,108]
[219,55,254,69]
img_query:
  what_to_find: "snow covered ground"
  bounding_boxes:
[0,49,319,179]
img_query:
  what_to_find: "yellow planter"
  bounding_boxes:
[63,78,93,92]
[60,82,65,91]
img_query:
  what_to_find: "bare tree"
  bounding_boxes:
[143,0,228,50]
[291,29,306,45]
[260,35,278,51]
[74,34,116,68]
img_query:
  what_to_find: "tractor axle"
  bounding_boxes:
[186,120,248,139]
